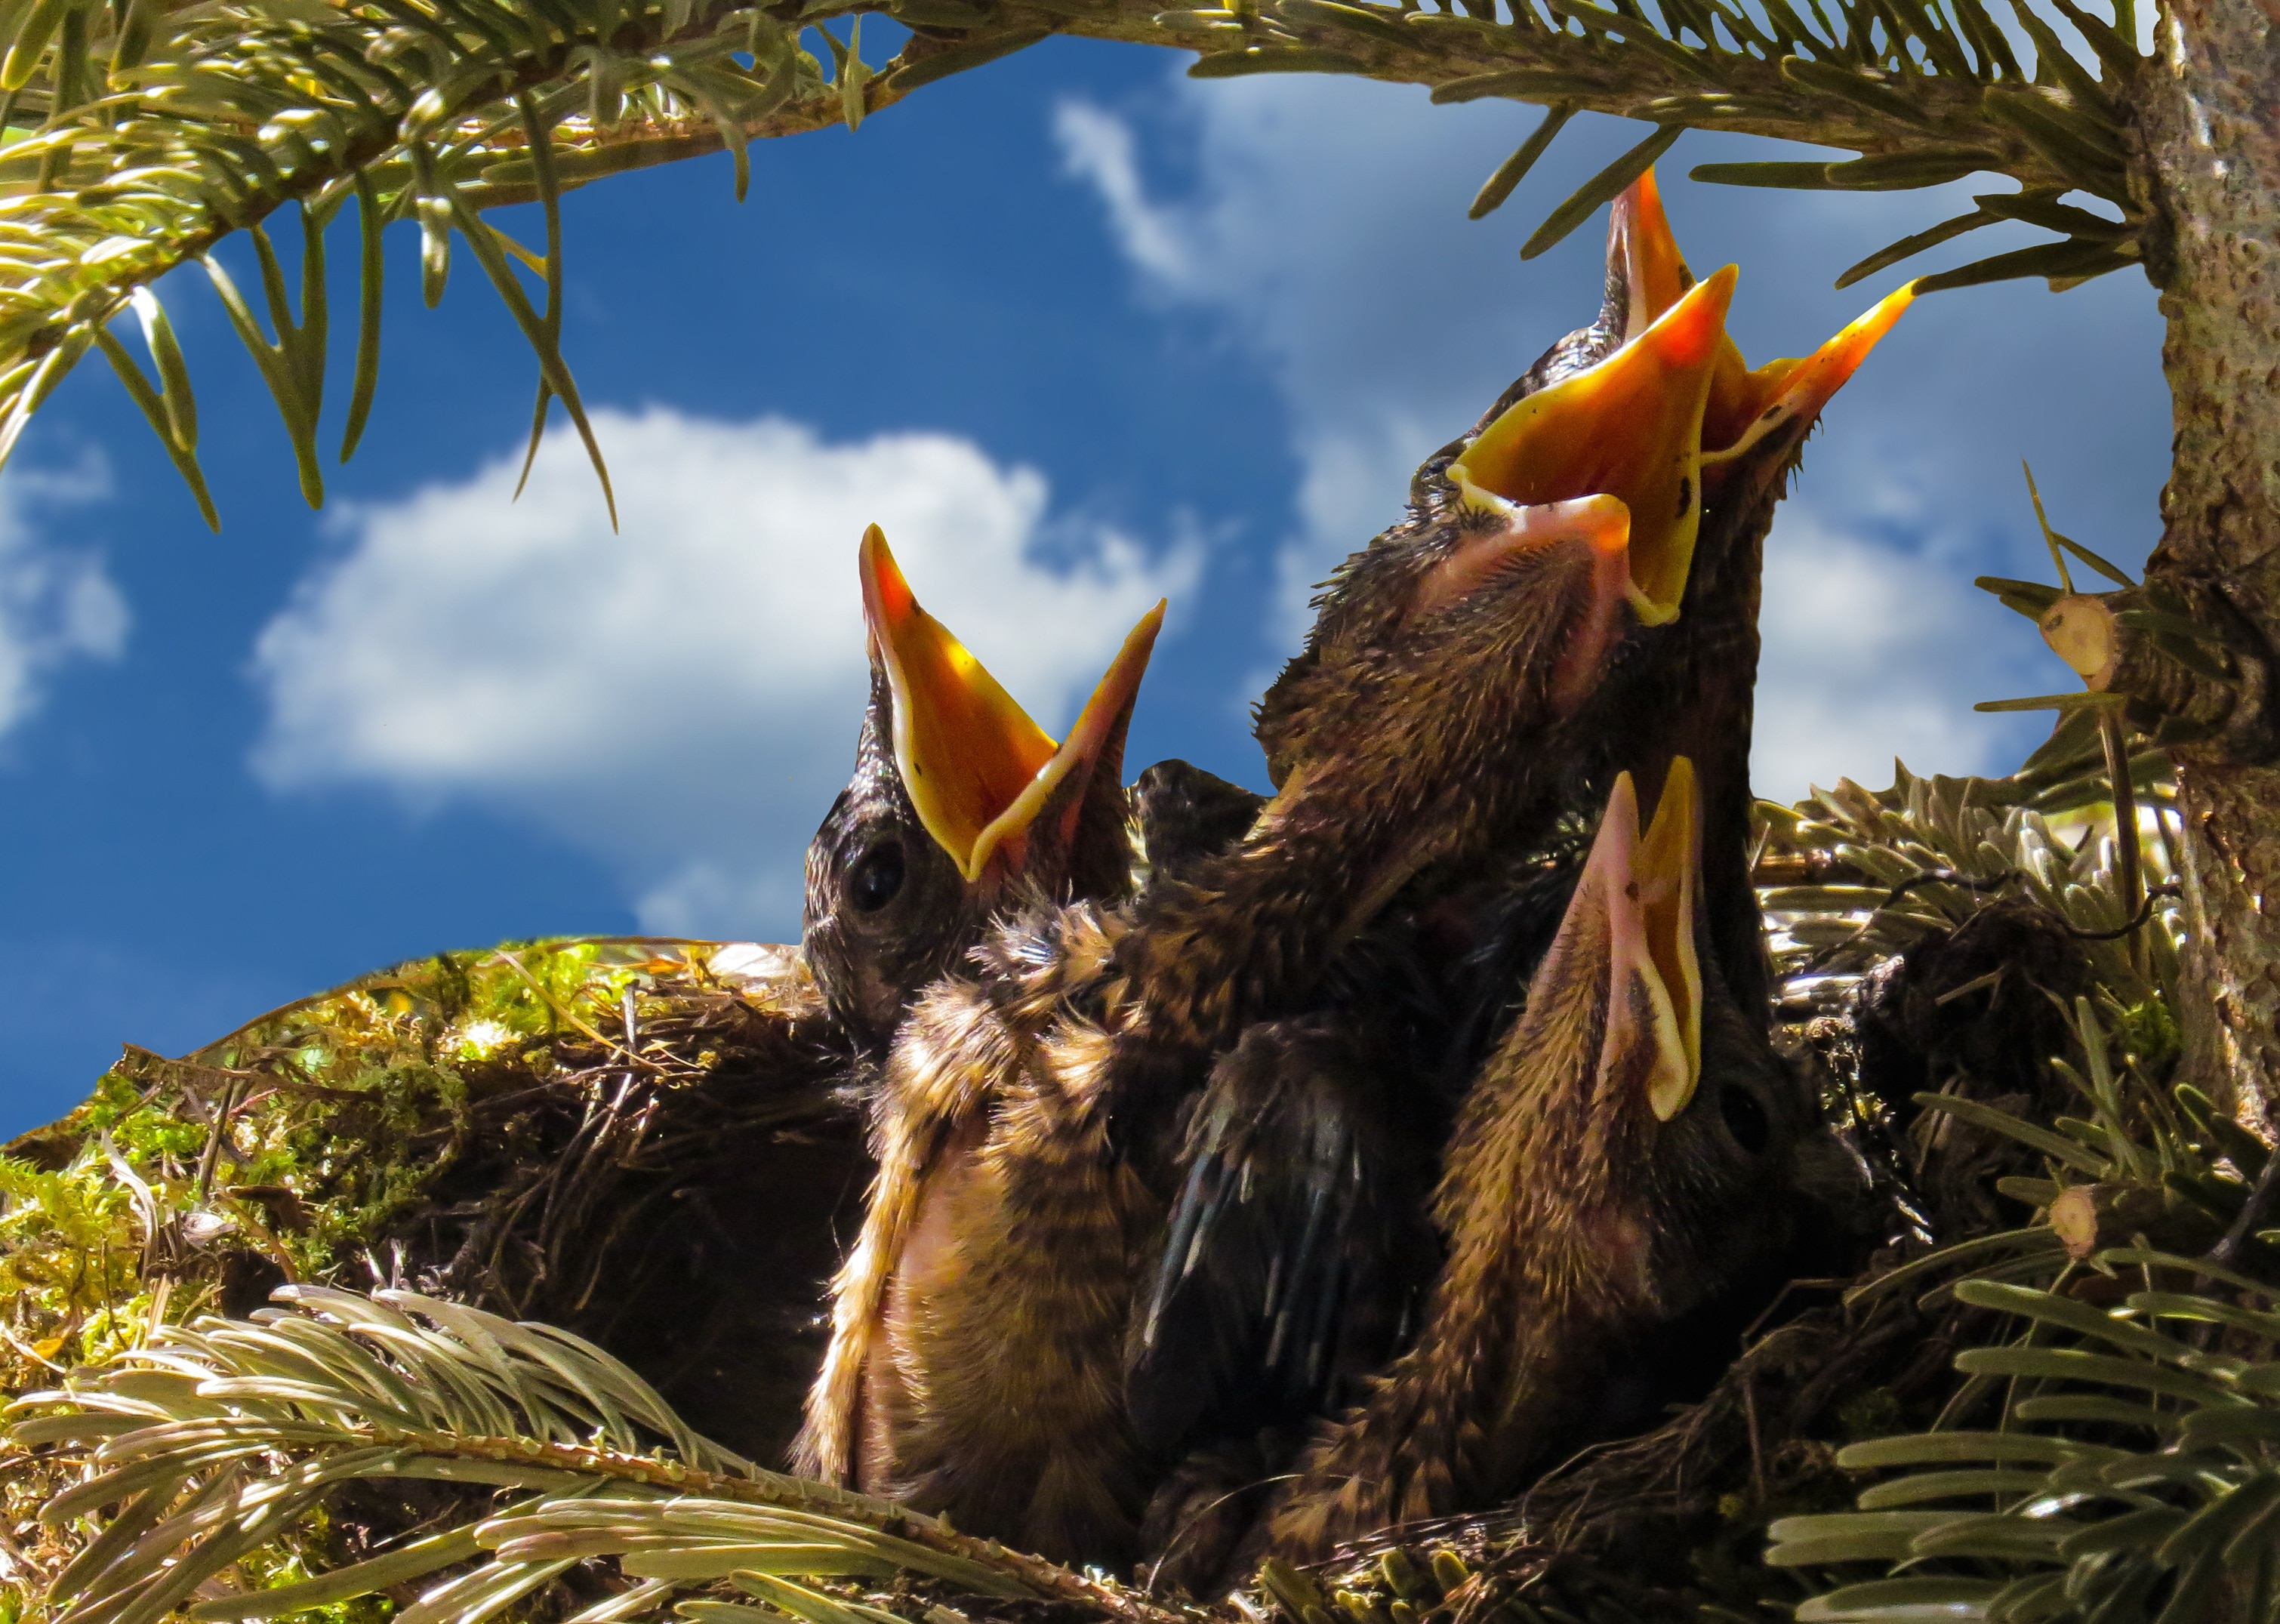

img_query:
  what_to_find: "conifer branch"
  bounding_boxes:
[7,1286,1191,1624]
[0,0,2146,518]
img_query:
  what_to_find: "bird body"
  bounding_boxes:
[1233,187,1912,1562]
[791,528,1171,1546]
[799,901,1166,1560]
[796,250,1743,1561]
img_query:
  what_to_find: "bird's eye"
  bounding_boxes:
[847,842,906,914]
[1718,1083,1770,1155]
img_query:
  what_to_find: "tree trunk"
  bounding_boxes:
[2139,1,2280,1138]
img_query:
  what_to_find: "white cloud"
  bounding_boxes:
[1054,72,2170,794]
[1055,100,1194,286]
[1755,507,2013,801]
[251,406,1196,938]
[0,455,129,737]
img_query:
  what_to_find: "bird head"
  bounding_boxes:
[805,525,1163,1049]
[1443,262,1733,632]
[1268,170,1911,727]
[1252,190,1748,801]
[1478,757,1808,1326]
[1584,170,1915,1018]
[1250,266,1735,812]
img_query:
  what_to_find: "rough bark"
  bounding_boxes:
[2137,0,2280,1136]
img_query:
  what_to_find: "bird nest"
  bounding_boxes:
[7,756,2275,1624]
[0,938,864,1567]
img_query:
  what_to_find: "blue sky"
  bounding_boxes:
[0,37,2170,1137]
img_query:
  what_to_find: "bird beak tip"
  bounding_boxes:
[858,523,911,627]
[1610,168,1691,336]
[1702,275,1915,468]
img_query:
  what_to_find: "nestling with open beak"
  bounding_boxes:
[796,174,1912,1574]
[1125,267,1744,1058]
[1264,759,1816,1559]
[794,249,1736,1564]
[1131,176,1911,1043]
[1591,171,1915,1018]
[803,525,1163,1054]
[1132,173,1914,1555]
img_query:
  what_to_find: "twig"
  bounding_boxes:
[491,948,661,1072]
[2153,800,2184,883]
[1739,1278,1850,1345]
[210,1190,304,1286]
[1803,869,2023,970]
[193,1074,242,1204]
[2058,883,2180,941]
[1933,967,2004,1007]
[0,1317,66,1373]
[1741,1377,1765,1505]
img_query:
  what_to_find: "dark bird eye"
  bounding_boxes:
[847,841,905,914]
[1719,1083,1770,1155]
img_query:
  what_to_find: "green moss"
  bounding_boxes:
[0,937,696,1619]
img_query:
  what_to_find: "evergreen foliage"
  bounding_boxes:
[0,0,2143,525]
[0,0,2252,1616]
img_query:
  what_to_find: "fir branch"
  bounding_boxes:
[0,0,2150,521]
[8,1286,1191,1624]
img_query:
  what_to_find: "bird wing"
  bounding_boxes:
[1125,1015,1439,1456]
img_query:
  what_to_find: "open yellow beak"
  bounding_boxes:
[859,525,1165,886]
[1579,757,1702,1122]
[1595,169,1914,484]
[1450,268,1733,628]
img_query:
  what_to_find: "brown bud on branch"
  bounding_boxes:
[2035,581,2275,761]
[2046,1180,2222,1261]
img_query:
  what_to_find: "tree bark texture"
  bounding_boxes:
[2139,0,2280,1137]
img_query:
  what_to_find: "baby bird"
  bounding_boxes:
[1265,759,1816,1557]
[1134,183,1915,1583]
[793,263,1741,1564]
[804,525,1163,1052]
[796,174,1914,1572]
[1132,759,1268,880]
[1118,268,1741,1059]
[1129,170,1913,1525]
